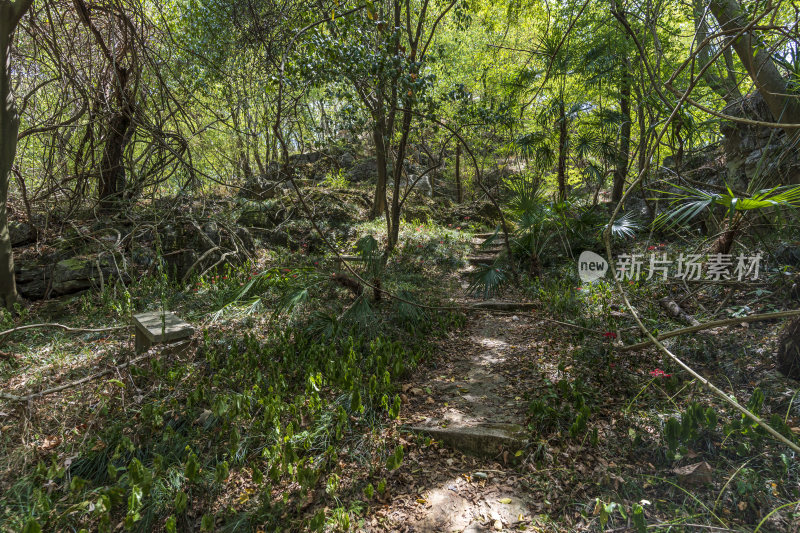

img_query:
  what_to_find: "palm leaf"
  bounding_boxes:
[355,235,383,278]
[305,310,340,339]
[467,263,507,299]
[392,290,427,326]
[610,212,639,239]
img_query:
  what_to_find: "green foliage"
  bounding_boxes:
[467,263,507,299]
[385,445,404,471]
[654,183,800,230]
[529,378,594,440]
[664,402,720,459]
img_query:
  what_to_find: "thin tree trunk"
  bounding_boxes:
[710,0,800,126]
[371,117,388,219]
[98,93,134,207]
[612,65,631,204]
[388,106,413,250]
[0,0,34,310]
[557,100,568,202]
[455,142,462,203]
[693,0,742,104]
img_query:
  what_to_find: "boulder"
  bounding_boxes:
[9,221,35,247]
[51,257,114,295]
[288,151,324,166]
[721,92,800,188]
[236,201,286,230]
[15,255,116,299]
[347,157,380,182]
[339,152,355,169]
[388,174,432,196]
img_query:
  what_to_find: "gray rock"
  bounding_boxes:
[51,257,114,295]
[15,255,116,299]
[387,174,432,196]
[339,152,355,168]
[9,221,35,247]
[409,422,527,458]
[347,157,379,182]
[288,151,324,166]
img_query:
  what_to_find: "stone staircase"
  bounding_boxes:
[465,231,507,266]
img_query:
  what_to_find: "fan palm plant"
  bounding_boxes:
[654,182,800,253]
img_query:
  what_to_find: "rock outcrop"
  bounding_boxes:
[721,93,800,188]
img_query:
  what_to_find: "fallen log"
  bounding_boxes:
[616,309,800,352]
[660,297,700,326]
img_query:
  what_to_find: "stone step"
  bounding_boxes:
[466,255,499,265]
[408,423,527,458]
[472,244,505,253]
[470,301,536,311]
[333,255,366,264]
[473,232,505,240]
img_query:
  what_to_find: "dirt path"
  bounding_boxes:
[366,234,549,531]
[375,312,545,532]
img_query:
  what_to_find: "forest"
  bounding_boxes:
[1,0,800,531]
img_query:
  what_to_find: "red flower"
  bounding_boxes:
[603,331,617,339]
[647,245,656,251]
[576,287,582,291]
[649,368,672,378]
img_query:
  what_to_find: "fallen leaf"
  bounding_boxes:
[39,435,61,451]
[673,461,712,486]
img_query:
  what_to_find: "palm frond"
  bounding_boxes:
[467,263,507,299]
[580,161,605,186]
[506,176,545,215]
[355,235,383,278]
[651,184,719,229]
[275,287,309,316]
[342,294,376,332]
[573,131,599,160]
[610,212,639,239]
[392,290,427,327]
[305,310,340,339]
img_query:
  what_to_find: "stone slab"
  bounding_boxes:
[409,422,527,458]
[133,311,194,343]
[470,301,536,311]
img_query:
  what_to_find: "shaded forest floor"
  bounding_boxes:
[2,186,800,532]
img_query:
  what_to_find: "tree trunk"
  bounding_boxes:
[371,118,388,219]
[557,100,568,202]
[710,0,800,126]
[709,214,743,255]
[388,106,413,251]
[612,65,631,204]
[0,0,34,310]
[98,91,134,208]
[693,0,742,104]
[455,142,462,203]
